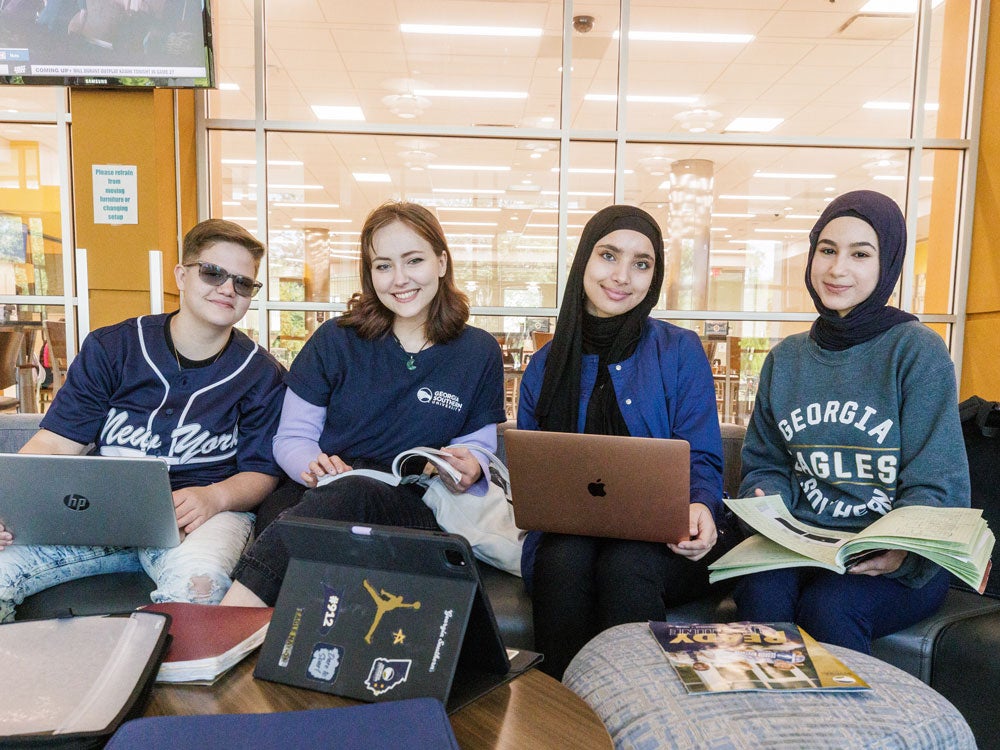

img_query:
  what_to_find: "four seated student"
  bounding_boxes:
[0,219,286,623]
[517,205,728,680]
[734,190,970,653]
[221,201,506,609]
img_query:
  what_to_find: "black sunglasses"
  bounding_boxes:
[183,261,263,298]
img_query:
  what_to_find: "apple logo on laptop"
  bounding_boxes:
[63,494,90,511]
[587,479,607,497]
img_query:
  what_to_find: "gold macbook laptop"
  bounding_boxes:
[505,429,691,544]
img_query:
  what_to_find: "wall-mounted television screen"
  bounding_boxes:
[0,0,214,88]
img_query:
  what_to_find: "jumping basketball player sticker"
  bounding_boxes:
[365,658,412,696]
[362,578,420,645]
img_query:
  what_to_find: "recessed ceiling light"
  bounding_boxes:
[311,105,365,121]
[585,93,698,104]
[754,228,810,234]
[218,82,240,91]
[436,206,502,212]
[414,89,528,99]
[291,218,353,223]
[540,190,613,197]
[754,172,835,180]
[353,173,391,183]
[718,194,790,201]
[273,202,340,208]
[258,183,322,190]
[226,159,297,166]
[724,117,783,133]
[432,188,506,194]
[428,164,511,172]
[439,221,499,227]
[400,23,542,37]
[618,30,754,44]
[873,175,934,182]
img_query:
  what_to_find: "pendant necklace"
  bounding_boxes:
[172,342,225,371]
[391,332,430,371]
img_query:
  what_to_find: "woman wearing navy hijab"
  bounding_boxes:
[735,190,970,652]
[518,205,726,679]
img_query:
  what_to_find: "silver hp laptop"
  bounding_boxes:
[0,454,181,548]
[505,429,692,545]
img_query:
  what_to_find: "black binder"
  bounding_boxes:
[1,611,171,749]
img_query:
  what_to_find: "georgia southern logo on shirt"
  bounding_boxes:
[778,399,898,520]
[101,407,238,463]
[416,387,463,412]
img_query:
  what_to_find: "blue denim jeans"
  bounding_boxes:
[0,510,253,622]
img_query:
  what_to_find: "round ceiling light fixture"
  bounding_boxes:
[673,108,722,133]
[382,93,430,119]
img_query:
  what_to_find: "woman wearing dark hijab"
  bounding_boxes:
[517,204,726,679]
[735,189,970,653]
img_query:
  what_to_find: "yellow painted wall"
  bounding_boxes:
[963,5,1000,400]
[69,89,195,328]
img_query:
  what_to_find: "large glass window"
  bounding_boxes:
[204,0,985,423]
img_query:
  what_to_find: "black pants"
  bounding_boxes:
[531,534,716,680]
[232,477,436,605]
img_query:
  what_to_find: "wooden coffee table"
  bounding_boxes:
[146,659,612,749]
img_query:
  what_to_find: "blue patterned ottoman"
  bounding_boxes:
[563,623,975,750]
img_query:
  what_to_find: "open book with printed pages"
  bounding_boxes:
[708,494,995,593]
[140,602,273,684]
[315,447,463,487]
[649,621,870,695]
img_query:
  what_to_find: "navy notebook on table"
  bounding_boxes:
[253,518,541,713]
[105,698,458,749]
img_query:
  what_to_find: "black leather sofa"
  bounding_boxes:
[7,414,1000,748]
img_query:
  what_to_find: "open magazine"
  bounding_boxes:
[649,621,870,695]
[709,494,994,593]
[315,447,462,487]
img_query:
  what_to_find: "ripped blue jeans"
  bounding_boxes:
[0,511,253,622]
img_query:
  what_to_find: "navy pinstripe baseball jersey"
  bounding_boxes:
[40,313,286,489]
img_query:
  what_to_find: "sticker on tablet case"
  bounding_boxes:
[365,657,412,696]
[319,583,343,635]
[429,609,454,673]
[362,578,420,645]
[307,643,344,683]
[278,607,304,668]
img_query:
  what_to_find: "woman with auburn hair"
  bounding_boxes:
[222,201,506,608]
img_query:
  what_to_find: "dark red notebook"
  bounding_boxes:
[140,602,273,683]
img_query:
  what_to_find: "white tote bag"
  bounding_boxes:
[421,445,525,577]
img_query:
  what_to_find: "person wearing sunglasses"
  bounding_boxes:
[0,219,287,623]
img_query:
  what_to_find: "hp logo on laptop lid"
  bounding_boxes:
[63,494,91,511]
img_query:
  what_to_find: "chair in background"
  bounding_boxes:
[531,330,553,352]
[0,330,24,412]
[40,319,68,407]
